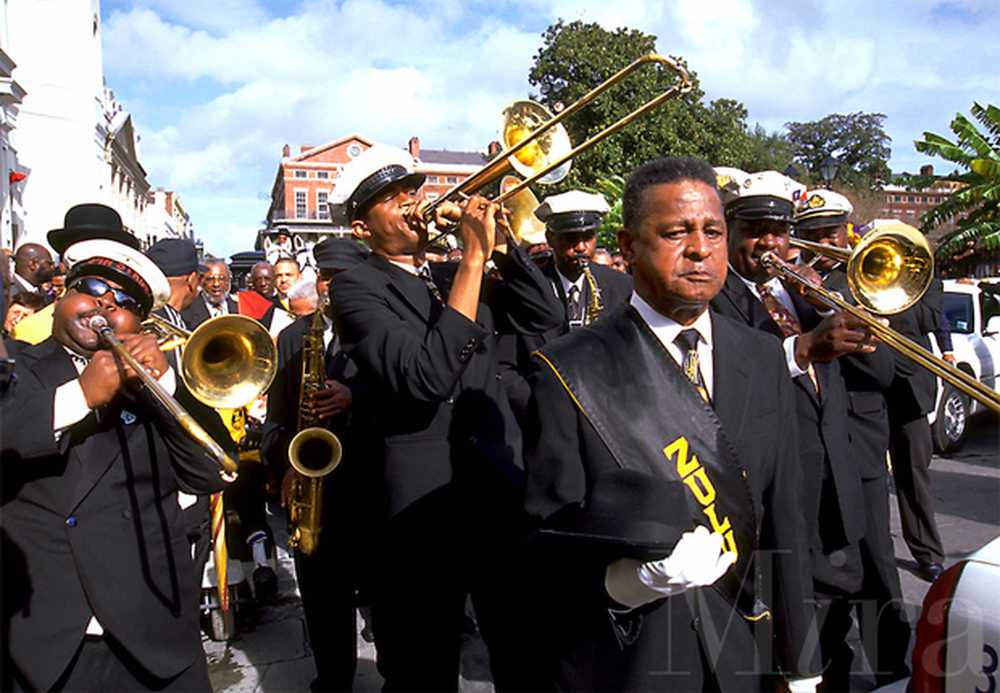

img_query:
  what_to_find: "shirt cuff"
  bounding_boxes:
[783,336,809,378]
[786,675,823,693]
[53,379,91,438]
[158,366,177,396]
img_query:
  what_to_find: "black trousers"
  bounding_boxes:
[855,474,911,686]
[888,416,944,564]
[15,636,211,692]
[370,492,528,692]
[294,537,358,692]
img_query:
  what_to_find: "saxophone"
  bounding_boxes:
[580,258,604,325]
[287,301,343,556]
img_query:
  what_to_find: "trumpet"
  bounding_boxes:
[422,53,693,245]
[90,315,240,475]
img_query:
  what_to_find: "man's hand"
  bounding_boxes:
[79,350,125,408]
[456,194,497,264]
[794,310,877,367]
[117,333,169,382]
[306,379,353,420]
[942,352,956,364]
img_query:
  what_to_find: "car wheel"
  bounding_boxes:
[932,384,969,454]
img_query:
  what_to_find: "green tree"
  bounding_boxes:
[784,112,892,189]
[913,102,1000,258]
[585,175,625,250]
[527,21,752,192]
[742,124,796,173]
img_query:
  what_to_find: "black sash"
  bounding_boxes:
[534,304,766,618]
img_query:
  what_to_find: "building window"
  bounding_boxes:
[317,191,329,219]
[426,175,439,184]
[295,190,307,218]
[446,176,458,184]
[425,193,439,200]
[886,195,894,204]
[347,144,363,158]
[294,170,307,178]
[317,171,329,179]
[907,196,914,203]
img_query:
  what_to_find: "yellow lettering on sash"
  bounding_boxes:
[703,503,731,535]
[722,530,738,558]
[683,468,716,505]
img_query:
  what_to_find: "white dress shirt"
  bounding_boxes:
[629,292,715,399]
[388,259,427,277]
[204,294,230,318]
[734,272,809,379]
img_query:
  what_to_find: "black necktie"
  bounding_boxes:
[418,265,444,304]
[674,329,710,403]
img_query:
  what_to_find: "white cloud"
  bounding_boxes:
[102,0,999,257]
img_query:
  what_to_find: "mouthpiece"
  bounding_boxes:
[88,315,110,332]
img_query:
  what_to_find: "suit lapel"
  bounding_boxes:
[711,314,753,441]
[369,254,433,324]
[69,398,147,511]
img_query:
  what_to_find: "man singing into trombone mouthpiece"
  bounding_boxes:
[1,238,231,692]
[523,156,821,691]
[329,143,563,691]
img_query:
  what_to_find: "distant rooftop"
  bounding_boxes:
[419,148,487,166]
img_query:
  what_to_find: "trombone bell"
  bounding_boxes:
[847,222,933,315]
[501,101,572,184]
[499,175,546,245]
[180,315,278,409]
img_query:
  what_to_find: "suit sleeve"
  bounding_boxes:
[261,327,298,473]
[149,381,231,495]
[488,244,564,335]
[331,269,490,402]
[0,362,72,460]
[760,342,822,678]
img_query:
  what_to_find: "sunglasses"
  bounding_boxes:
[68,276,144,315]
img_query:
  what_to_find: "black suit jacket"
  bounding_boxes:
[330,248,562,524]
[523,311,819,690]
[180,294,238,329]
[886,278,943,418]
[499,260,634,421]
[825,270,897,480]
[711,272,865,588]
[1,338,228,690]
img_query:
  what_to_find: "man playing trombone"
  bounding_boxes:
[329,143,563,691]
[1,237,231,691]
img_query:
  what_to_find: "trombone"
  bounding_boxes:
[761,224,1000,413]
[422,53,693,244]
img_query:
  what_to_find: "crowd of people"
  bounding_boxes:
[0,142,963,693]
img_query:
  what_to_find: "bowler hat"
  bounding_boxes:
[532,469,691,561]
[47,204,140,254]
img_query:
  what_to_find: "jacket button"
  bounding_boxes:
[122,510,133,520]
[65,516,78,528]
[690,617,700,631]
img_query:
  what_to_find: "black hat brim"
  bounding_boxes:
[795,213,849,232]
[727,196,794,222]
[349,167,426,220]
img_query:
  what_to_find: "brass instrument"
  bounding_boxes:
[580,259,604,325]
[763,223,1000,413]
[143,313,278,409]
[286,303,343,555]
[89,315,240,475]
[422,53,693,244]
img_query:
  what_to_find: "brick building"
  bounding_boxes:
[877,166,961,239]
[261,134,487,253]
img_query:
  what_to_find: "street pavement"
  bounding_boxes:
[208,413,999,692]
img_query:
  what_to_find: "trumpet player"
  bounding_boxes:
[1,237,231,692]
[328,143,563,691]
[261,237,371,692]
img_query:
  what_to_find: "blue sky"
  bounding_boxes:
[100,0,1000,259]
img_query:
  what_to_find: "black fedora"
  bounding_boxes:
[531,469,693,562]
[47,204,141,255]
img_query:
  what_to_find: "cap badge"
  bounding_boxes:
[807,194,826,209]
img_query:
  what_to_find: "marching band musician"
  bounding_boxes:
[1,237,232,691]
[534,190,633,330]
[261,238,373,692]
[794,192,911,686]
[710,170,874,690]
[499,191,633,423]
[329,143,563,691]
[523,157,821,692]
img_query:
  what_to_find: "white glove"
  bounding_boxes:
[786,675,822,693]
[605,526,737,609]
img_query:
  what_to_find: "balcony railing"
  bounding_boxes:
[270,210,331,221]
